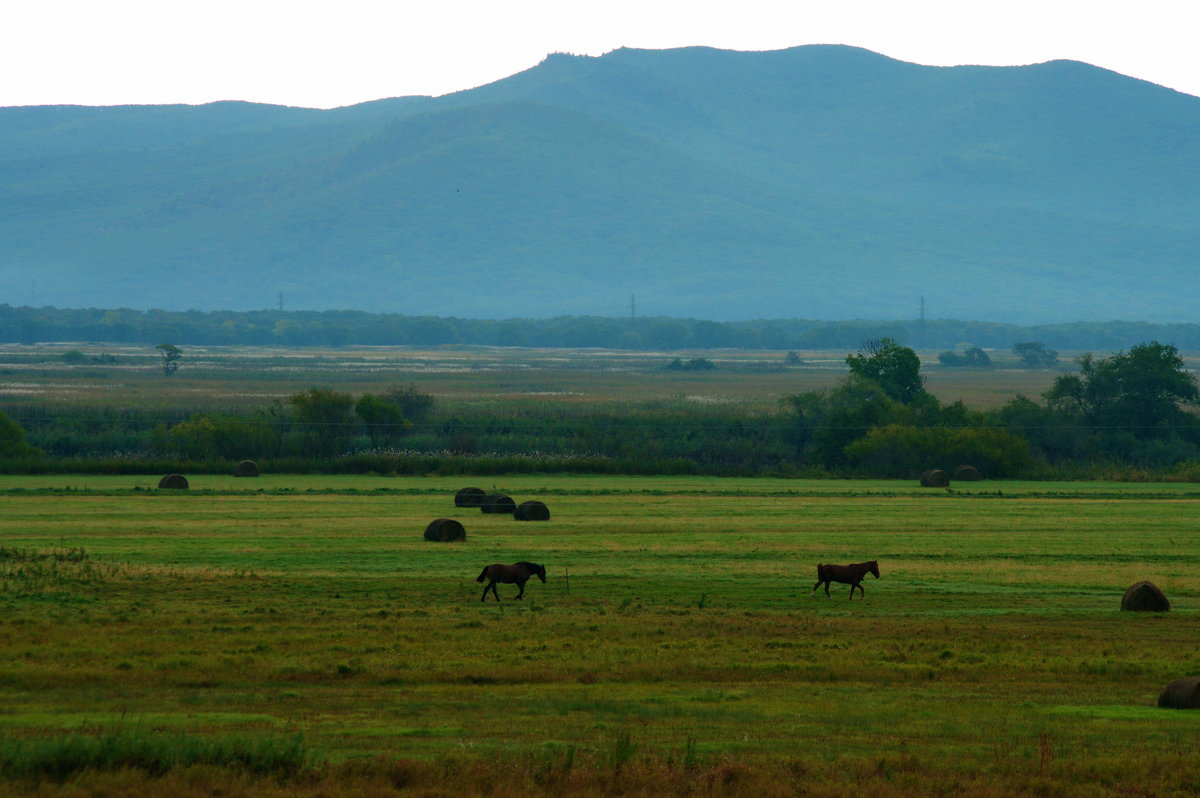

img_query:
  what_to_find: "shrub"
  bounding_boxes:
[153,414,277,461]
[845,424,1034,478]
[938,347,991,368]
[664,357,716,371]
[0,410,38,459]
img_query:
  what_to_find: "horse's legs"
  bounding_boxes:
[850,582,864,600]
[824,581,831,597]
[811,579,823,597]
[515,579,526,600]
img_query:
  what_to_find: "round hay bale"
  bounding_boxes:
[454,487,486,507]
[1158,677,1200,709]
[423,518,466,542]
[514,500,551,521]
[953,464,980,481]
[1121,580,1170,612]
[234,459,260,477]
[480,494,516,514]
[920,469,950,488]
[157,474,189,490]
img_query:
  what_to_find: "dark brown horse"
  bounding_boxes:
[476,561,546,602]
[812,560,880,600]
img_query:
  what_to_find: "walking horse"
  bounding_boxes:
[476,561,546,602]
[812,560,880,600]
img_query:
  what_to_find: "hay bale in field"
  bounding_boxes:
[1158,677,1200,709]
[953,465,980,481]
[158,474,189,490]
[234,459,260,477]
[423,518,466,542]
[454,487,486,507]
[920,469,950,487]
[514,500,551,521]
[480,494,516,514]
[1121,581,1170,612]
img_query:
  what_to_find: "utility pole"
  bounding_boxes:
[630,294,636,319]
[918,296,926,348]
[278,292,283,312]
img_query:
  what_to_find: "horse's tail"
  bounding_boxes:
[476,566,489,583]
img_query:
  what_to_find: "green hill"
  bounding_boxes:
[2,45,1198,323]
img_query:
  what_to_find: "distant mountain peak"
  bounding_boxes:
[2,46,1197,323]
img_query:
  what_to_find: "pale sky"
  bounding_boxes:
[2,0,1197,109]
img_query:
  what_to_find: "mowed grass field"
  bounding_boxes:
[2,474,1200,795]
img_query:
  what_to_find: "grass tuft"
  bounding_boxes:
[0,726,311,781]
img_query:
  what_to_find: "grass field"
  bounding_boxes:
[2,474,1199,795]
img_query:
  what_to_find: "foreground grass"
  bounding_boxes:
[0,475,1198,795]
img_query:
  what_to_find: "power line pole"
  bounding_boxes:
[919,296,926,348]
[278,292,283,312]
[630,294,636,319]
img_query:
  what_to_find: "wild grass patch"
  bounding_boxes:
[0,725,311,781]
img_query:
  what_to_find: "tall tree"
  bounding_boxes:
[1045,342,1199,439]
[289,388,356,457]
[156,342,182,375]
[0,409,36,458]
[845,338,927,404]
[1012,341,1059,368]
[355,394,411,448]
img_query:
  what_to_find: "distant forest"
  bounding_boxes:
[4,305,1200,352]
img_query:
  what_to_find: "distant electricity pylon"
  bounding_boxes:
[919,296,926,347]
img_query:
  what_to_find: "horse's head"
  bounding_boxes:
[534,564,547,583]
[868,560,880,579]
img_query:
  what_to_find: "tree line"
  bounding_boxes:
[789,338,1200,478]
[2,341,1198,480]
[7,304,1200,352]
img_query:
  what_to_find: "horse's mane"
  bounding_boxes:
[515,561,543,572]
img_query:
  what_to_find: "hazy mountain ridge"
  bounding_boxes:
[2,45,1198,322]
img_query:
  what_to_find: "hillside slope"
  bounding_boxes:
[2,46,1197,322]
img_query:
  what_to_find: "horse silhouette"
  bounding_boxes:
[476,561,546,602]
[811,560,880,600]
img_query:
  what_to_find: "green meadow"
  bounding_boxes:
[2,474,1199,795]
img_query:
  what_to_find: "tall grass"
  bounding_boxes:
[0,727,311,781]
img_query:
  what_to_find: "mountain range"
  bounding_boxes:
[2,45,1198,323]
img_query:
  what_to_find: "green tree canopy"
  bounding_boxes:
[355,394,412,448]
[379,384,435,424]
[938,346,991,368]
[1044,341,1199,439]
[785,376,905,466]
[289,388,356,457]
[1012,341,1059,368]
[156,342,182,375]
[0,409,37,458]
[845,338,927,404]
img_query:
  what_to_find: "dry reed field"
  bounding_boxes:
[1,474,1198,796]
[0,343,1065,410]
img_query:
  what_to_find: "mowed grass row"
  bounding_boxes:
[1,475,1199,793]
